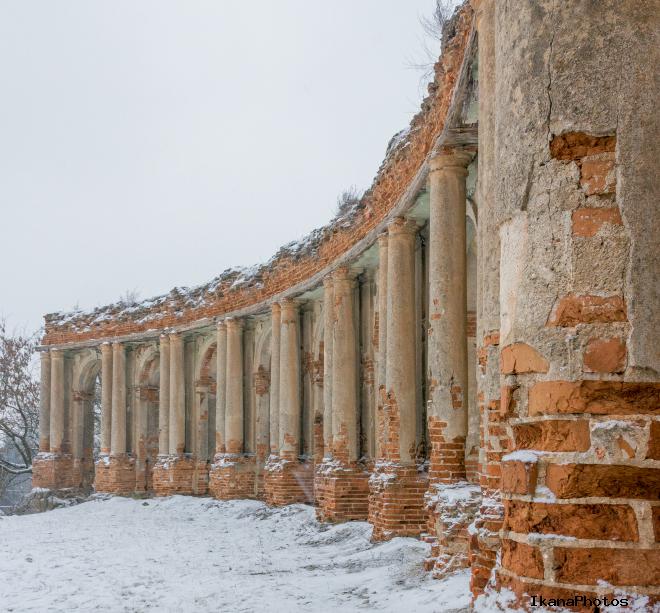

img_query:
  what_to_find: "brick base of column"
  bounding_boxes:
[32,452,75,489]
[72,457,95,489]
[263,456,314,506]
[209,454,256,500]
[314,460,370,522]
[94,455,136,494]
[468,494,504,598]
[152,455,208,496]
[368,463,428,541]
[423,482,481,578]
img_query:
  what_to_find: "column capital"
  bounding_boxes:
[215,319,227,331]
[387,216,418,237]
[100,341,113,353]
[323,274,334,289]
[50,347,64,358]
[332,265,359,283]
[429,149,474,176]
[271,302,282,314]
[159,332,170,343]
[169,330,183,342]
[377,232,388,247]
[280,297,301,312]
[225,316,244,330]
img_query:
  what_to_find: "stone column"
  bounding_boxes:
[49,349,65,453]
[375,233,388,460]
[158,334,170,455]
[243,322,255,453]
[331,267,358,464]
[427,149,472,483]
[369,218,427,540]
[100,342,113,455]
[360,270,376,459]
[215,320,227,455]
[110,342,126,455]
[39,351,51,452]
[169,332,185,456]
[385,217,418,464]
[278,299,300,460]
[225,318,244,454]
[269,304,281,455]
[322,277,334,458]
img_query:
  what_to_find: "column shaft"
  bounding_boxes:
[49,349,65,453]
[110,342,127,455]
[158,335,170,454]
[100,343,113,454]
[385,218,418,464]
[225,318,244,454]
[428,150,472,480]
[322,278,334,456]
[269,305,281,454]
[39,351,51,452]
[169,333,185,455]
[278,299,300,460]
[331,268,359,463]
[376,233,388,459]
[215,321,227,455]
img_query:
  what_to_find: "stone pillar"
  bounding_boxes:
[32,348,74,489]
[385,217,418,463]
[331,268,359,464]
[158,334,170,455]
[224,318,244,454]
[94,342,135,494]
[209,318,255,500]
[468,0,503,600]
[215,320,227,455]
[316,267,370,522]
[375,233,388,460]
[360,270,376,460]
[322,277,334,457]
[168,332,185,456]
[243,322,255,454]
[38,351,51,452]
[49,349,65,454]
[427,149,472,483]
[369,218,427,540]
[265,298,312,505]
[99,343,113,455]
[278,299,300,460]
[153,331,196,496]
[110,343,126,455]
[269,304,281,455]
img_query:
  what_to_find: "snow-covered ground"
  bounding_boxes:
[0,496,471,612]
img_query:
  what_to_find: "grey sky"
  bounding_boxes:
[1,0,444,334]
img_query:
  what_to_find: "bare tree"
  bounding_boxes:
[0,321,39,477]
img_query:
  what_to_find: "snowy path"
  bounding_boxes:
[0,496,470,612]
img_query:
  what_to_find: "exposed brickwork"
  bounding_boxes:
[94,455,136,495]
[263,457,314,506]
[152,456,208,496]
[209,455,256,500]
[547,294,627,327]
[314,461,370,522]
[427,416,466,483]
[368,464,428,541]
[32,453,75,490]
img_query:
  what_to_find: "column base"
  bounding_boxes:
[32,452,75,489]
[314,459,370,522]
[423,482,481,578]
[209,454,256,500]
[73,457,95,490]
[263,455,313,506]
[94,455,136,495]
[368,462,428,541]
[468,493,504,598]
[152,455,208,496]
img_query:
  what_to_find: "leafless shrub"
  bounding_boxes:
[335,186,364,219]
[119,288,141,307]
[407,0,458,87]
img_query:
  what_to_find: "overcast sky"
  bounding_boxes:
[1,0,447,334]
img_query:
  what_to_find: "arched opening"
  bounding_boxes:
[136,346,160,492]
[74,350,102,489]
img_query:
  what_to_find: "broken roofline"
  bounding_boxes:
[41,4,477,351]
